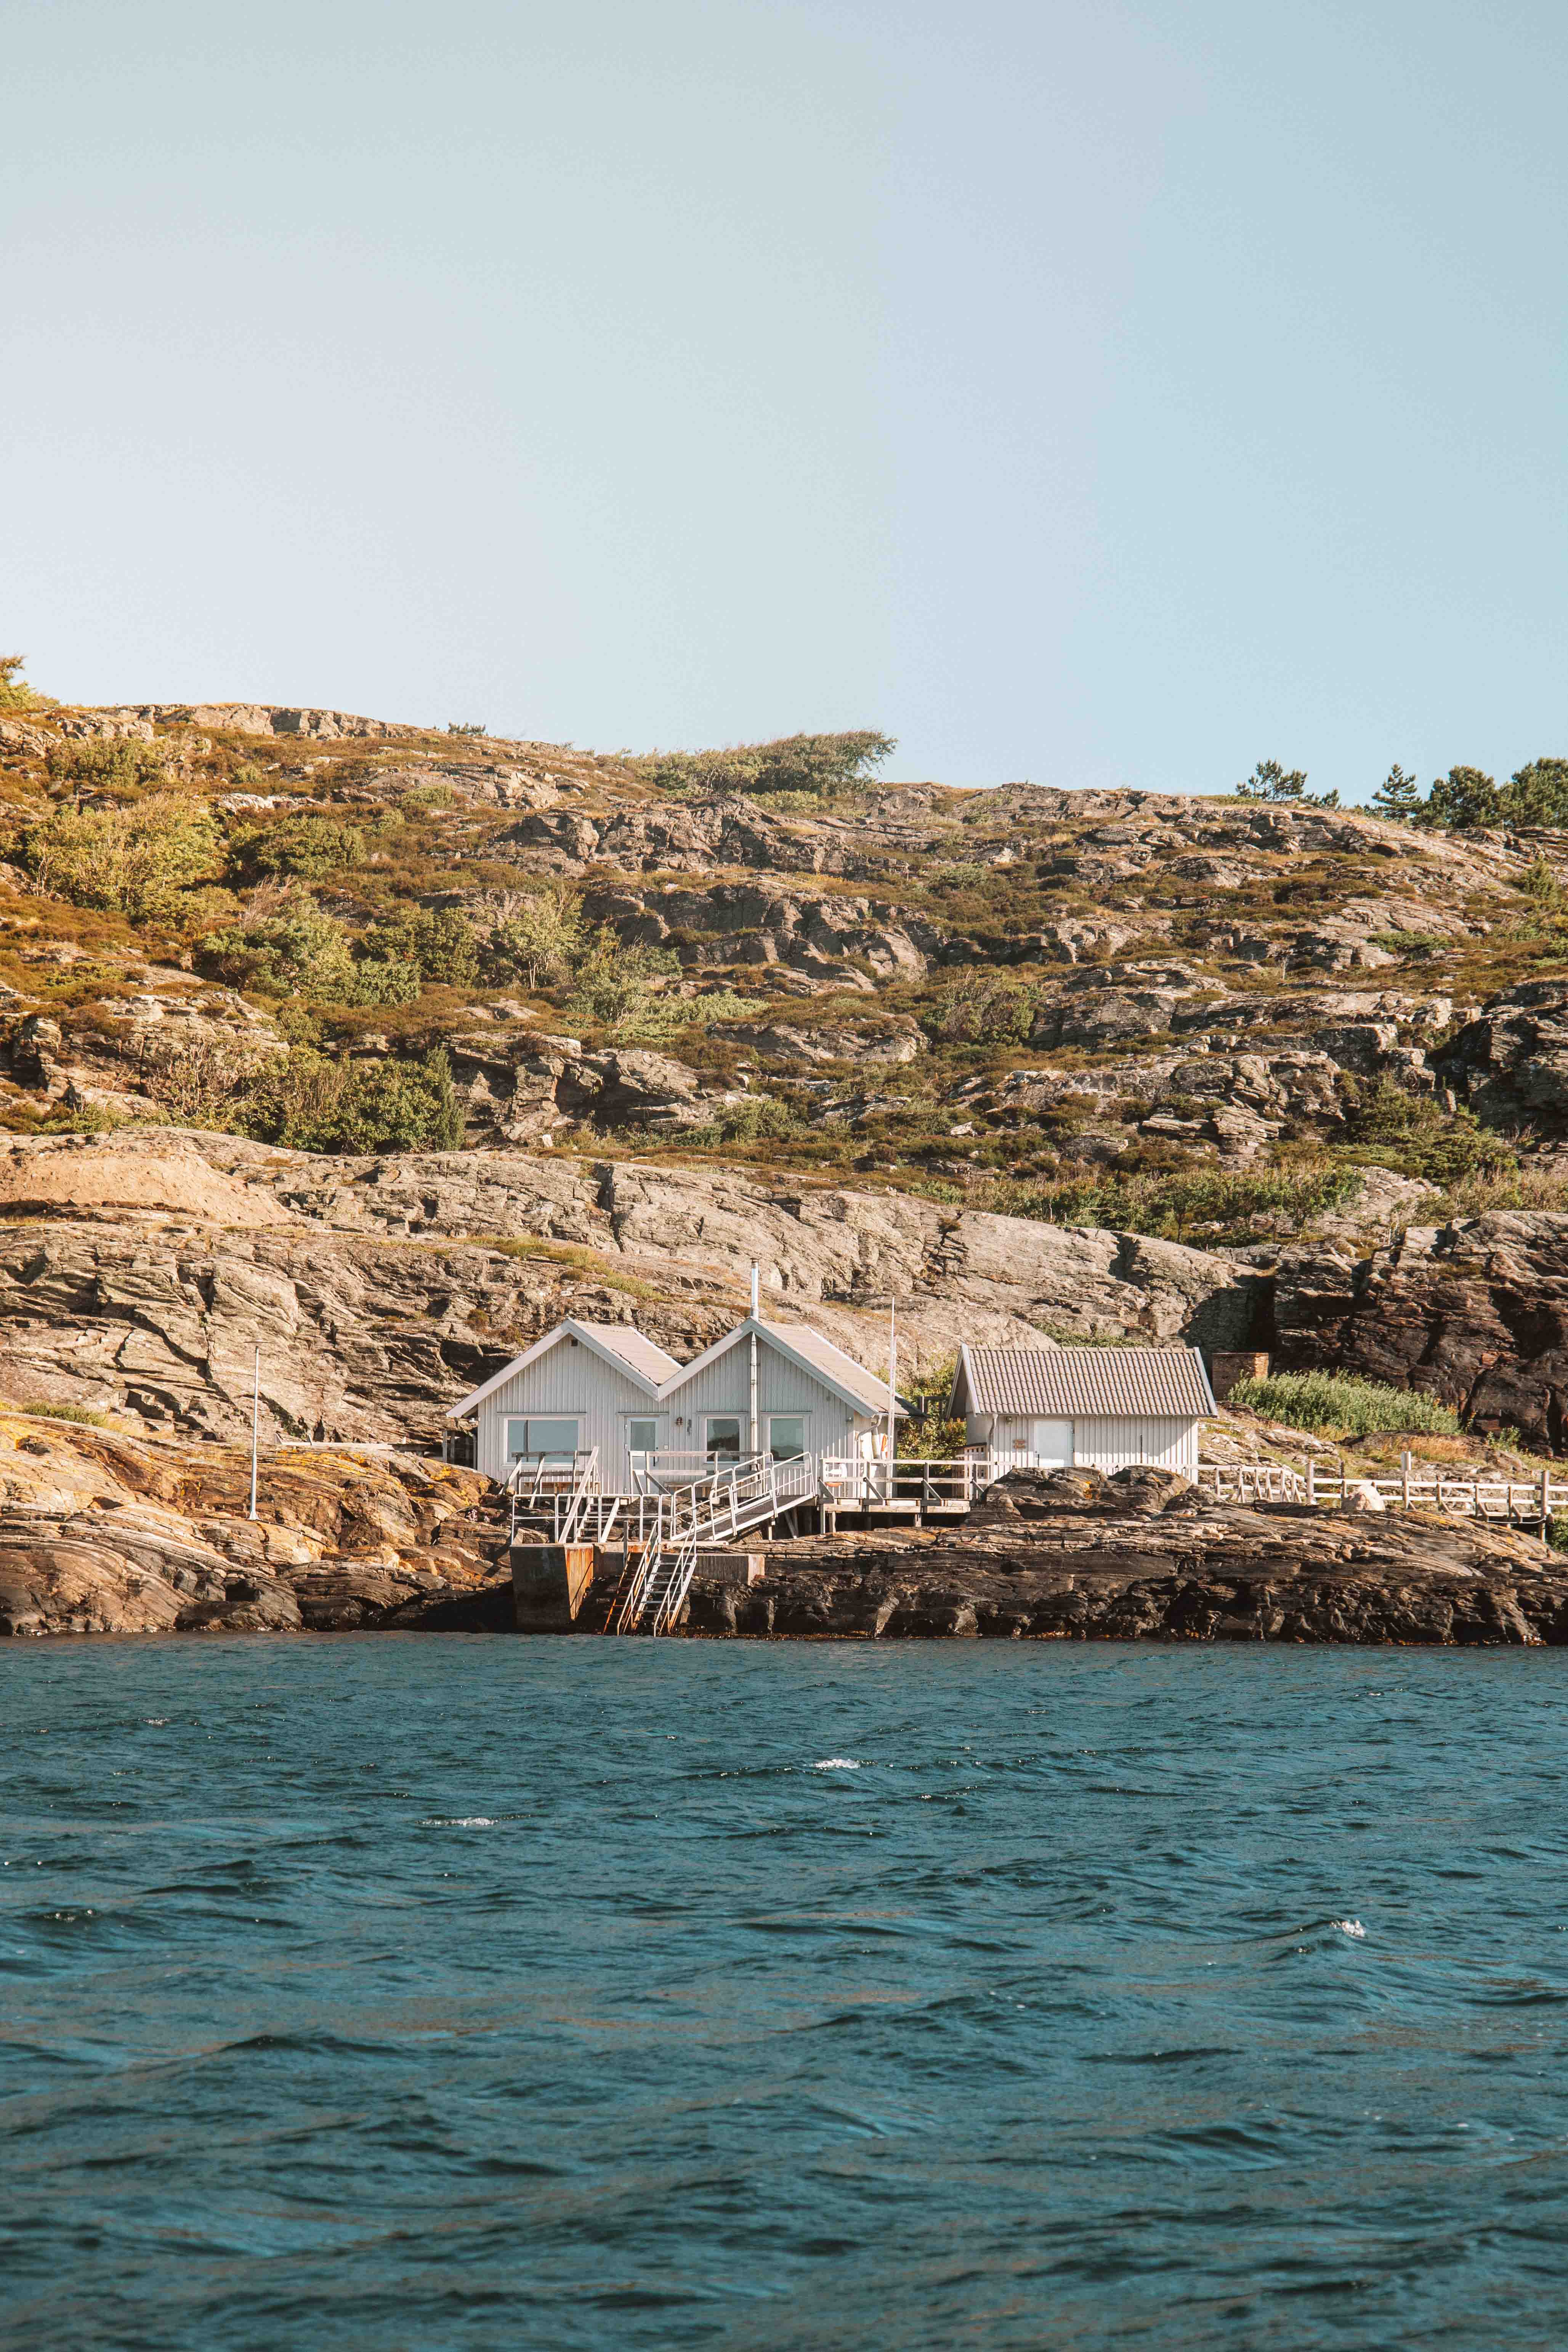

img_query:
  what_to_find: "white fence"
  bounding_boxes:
[819,1454,996,1512]
[1197,1457,1565,1523]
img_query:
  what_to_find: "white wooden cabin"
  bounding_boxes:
[448,1313,905,1494]
[946,1345,1215,1479]
[452,1322,683,1488]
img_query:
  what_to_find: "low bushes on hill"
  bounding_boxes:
[19,793,219,924]
[480,885,586,989]
[197,894,420,1005]
[988,1163,1360,1245]
[237,1047,465,1153]
[632,730,895,806]
[564,931,684,1040]
[45,740,171,795]
[1345,1077,1515,1183]
[364,906,479,987]
[227,814,364,883]
[1229,1371,1460,1437]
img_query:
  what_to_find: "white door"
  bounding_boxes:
[1029,1418,1074,1466]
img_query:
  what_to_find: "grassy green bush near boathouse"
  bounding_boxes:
[1230,1371,1461,1438]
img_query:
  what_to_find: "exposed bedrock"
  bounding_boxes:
[0,1412,512,1638]
[1272,1211,1568,1452]
[689,1467,1565,1645]
[0,1132,1262,1445]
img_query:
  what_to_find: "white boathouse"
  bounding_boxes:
[449,1310,905,1492]
[945,1346,1216,1479]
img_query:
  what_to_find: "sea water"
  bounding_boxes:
[4,1637,1568,2350]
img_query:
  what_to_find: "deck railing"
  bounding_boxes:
[1196,1459,1565,1522]
[819,1454,993,1510]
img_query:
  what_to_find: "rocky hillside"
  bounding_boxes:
[0,678,1565,1449]
[0,1405,511,1637]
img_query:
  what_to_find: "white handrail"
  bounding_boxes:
[1195,1461,1564,1521]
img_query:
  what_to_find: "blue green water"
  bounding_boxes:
[4,1638,1568,2349]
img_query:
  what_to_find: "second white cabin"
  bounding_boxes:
[946,1345,1216,1480]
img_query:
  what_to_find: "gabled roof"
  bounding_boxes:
[948,1345,1216,1420]
[446,1319,683,1420]
[665,1316,909,1418]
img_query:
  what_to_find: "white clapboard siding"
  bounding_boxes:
[667,1344,872,1461]
[1070,1414,1199,1477]
[475,1352,658,1486]
[987,1413,1199,1478]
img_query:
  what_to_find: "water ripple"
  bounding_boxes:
[4,1639,1568,2349]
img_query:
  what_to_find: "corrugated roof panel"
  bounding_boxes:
[959,1347,1214,1418]
[757,1320,901,1416]
[576,1323,684,1381]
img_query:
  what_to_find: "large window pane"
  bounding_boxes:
[768,1416,806,1462]
[507,1417,579,1464]
[528,1419,580,1459]
[705,1417,742,1462]
[627,1419,659,1454]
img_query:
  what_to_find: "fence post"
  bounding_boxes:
[1307,1457,1316,1509]
[1401,1451,1412,1510]
[1541,1468,1552,1542]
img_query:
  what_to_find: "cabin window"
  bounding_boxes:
[505,1417,580,1465]
[768,1415,807,1462]
[705,1416,743,1462]
[627,1418,659,1456]
[1028,1418,1074,1466]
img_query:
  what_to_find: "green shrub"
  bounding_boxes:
[564,930,683,1038]
[481,885,586,989]
[365,906,479,987]
[45,739,171,795]
[20,793,219,923]
[21,1401,110,1428]
[198,895,418,1004]
[632,730,895,806]
[1230,1371,1460,1437]
[344,957,422,1005]
[1370,930,1443,959]
[717,1094,804,1142]
[1347,1077,1515,1183]
[923,974,1039,1045]
[0,655,42,712]
[239,1048,465,1153]
[227,814,364,883]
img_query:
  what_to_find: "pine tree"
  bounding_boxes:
[1235,758,1308,802]
[1371,763,1421,822]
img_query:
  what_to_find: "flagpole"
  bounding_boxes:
[249,1348,260,1521]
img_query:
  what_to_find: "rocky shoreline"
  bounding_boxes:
[2,1435,1564,1648]
[684,1467,1568,1646]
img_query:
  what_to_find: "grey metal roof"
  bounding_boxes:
[753,1319,906,1417]
[577,1324,685,1382]
[951,1345,1215,1419]
[445,1317,682,1418]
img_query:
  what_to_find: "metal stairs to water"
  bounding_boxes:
[612,1453,816,1634]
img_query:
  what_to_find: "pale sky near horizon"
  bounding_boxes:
[4,0,1565,798]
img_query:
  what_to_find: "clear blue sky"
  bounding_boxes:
[4,0,1565,798]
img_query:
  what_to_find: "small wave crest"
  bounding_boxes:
[814,1759,862,1772]
[1334,1918,1366,1939]
[422,1816,499,1828]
